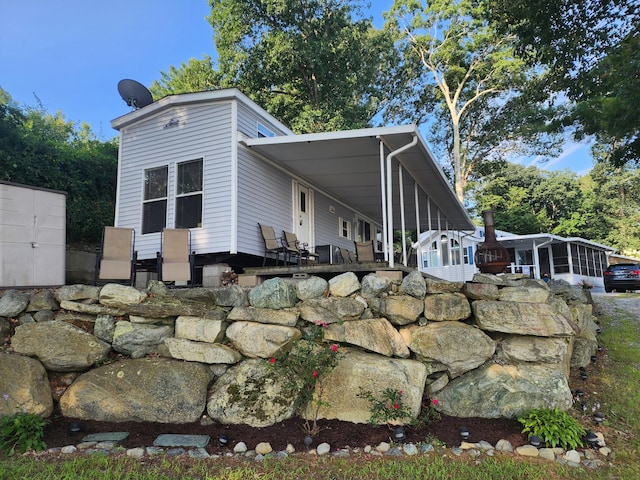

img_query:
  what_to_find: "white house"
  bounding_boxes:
[110,88,474,280]
[415,226,615,291]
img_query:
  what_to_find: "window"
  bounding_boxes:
[175,159,203,229]
[552,243,569,273]
[440,235,449,266]
[355,218,373,242]
[142,166,168,234]
[464,246,474,265]
[450,238,461,265]
[339,217,351,239]
[257,123,275,138]
[422,239,439,268]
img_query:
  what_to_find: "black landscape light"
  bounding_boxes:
[529,435,542,448]
[218,433,229,448]
[459,426,470,441]
[393,426,406,443]
[593,412,605,424]
[69,422,82,433]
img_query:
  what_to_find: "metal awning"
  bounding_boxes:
[245,125,474,233]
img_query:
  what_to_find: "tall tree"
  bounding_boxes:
[0,88,118,244]
[383,0,560,202]
[207,0,393,132]
[150,55,221,98]
[488,0,639,167]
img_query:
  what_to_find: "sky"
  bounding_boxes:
[0,0,593,175]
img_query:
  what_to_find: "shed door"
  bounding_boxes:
[295,183,313,248]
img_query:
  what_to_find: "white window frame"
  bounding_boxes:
[339,217,352,240]
[175,159,203,229]
[257,122,275,138]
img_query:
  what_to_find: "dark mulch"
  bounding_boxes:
[44,413,527,455]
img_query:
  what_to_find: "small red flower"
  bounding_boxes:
[312,370,318,378]
[398,390,403,395]
[432,399,439,406]
[393,404,400,410]
[269,358,276,364]
[330,344,339,352]
[322,322,328,328]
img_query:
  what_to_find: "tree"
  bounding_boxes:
[150,55,221,99]
[0,89,118,244]
[207,0,393,133]
[470,163,584,235]
[383,0,560,202]
[488,0,639,167]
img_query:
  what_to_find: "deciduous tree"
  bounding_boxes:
[383,0,560,202]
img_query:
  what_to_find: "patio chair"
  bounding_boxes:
[355,240,376,263]
[259,224,286,266]
[282,231,319,265]
[157,228,195,284]
[95,227,137,286]
[339,247,354,264]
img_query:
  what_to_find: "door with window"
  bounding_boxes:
[295,183,313,247]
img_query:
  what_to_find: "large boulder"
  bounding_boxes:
[99,283,147,306]
[111,321,174,358]
[435,363,573,418]
[0,353,53,417]
[401,321,496,378]
[11,321,111,371]
[0,290,30,318]
[295,276,329,300]
[400,271,426,299]
[164,338,243,364]
[473,300,577,337]
[423,293,471,321]
[368,295,424,325]
[60,357,212,423]
[324,318,410,358]
[225,321,301,358]
[498,286,551,303]
[298,297,365,324]
[360,273,392,299]
[26,290,59,312]
[328,272,361,297]
[227,307,298,326]
[207,359,297,427]
[54,284,100,303]
[174,316,226,342]
[304,349,427,424]
[248,278,297,309]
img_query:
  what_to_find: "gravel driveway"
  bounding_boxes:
[592,292,640,323]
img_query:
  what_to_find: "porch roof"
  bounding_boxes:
[245,125,474,232]
[497,233,615,252]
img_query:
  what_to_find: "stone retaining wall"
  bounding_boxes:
[0,272,598,426]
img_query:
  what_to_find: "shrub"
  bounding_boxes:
[0,412,49,455]
[359,387,413,427]
[517,408,585,449]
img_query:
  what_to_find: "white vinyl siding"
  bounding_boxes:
[116,103,233,259]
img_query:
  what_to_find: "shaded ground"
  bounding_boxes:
[43,413,527,454]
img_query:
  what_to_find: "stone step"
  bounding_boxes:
[82,432,129,443]
[153,434,211,448]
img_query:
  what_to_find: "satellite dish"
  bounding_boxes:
[117,79,153,109]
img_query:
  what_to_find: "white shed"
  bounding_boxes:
[0,181,66,287]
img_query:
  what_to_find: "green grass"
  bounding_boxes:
[1,295,639,480]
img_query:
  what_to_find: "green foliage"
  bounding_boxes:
[0,412,49,455]
[0,88,118,244]
[206,0,393,133]
[383,0,561,201]
[488,0,639,169]
[359,387,413,427]
[411,398,441,429]
[270,323,340,435]
[517,408,585,450]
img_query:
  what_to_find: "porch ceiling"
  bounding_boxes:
[245,125,474,231]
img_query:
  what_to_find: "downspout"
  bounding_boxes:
[386,135,418,268]
[399,165,406,265]
[378,138,388,261]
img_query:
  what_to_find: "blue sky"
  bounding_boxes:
[1,0,593,175]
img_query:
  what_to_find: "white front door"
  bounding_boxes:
[295,183,313,247]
